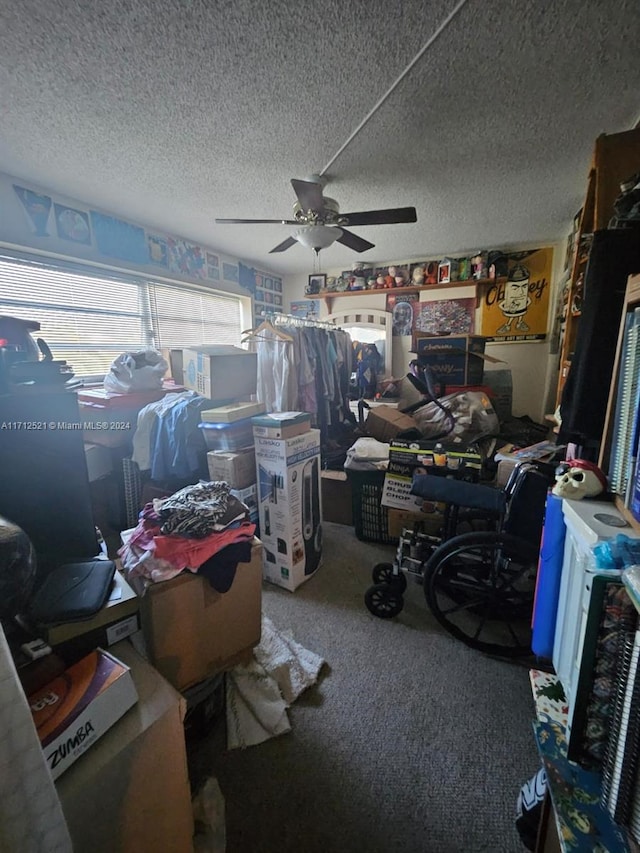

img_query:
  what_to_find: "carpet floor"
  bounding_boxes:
[188,522,537,853]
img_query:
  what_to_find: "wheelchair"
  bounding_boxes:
[364,461,556,657]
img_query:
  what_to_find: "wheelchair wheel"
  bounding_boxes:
[423,531,538,657]
[372,562,408,593]
[365,583,404,619]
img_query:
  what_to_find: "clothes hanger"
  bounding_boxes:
[241,318,293,343]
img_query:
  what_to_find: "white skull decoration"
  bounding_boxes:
[552,459,607,500]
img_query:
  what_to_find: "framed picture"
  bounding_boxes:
[274,279,282,293]
[307,273,326,295]
[291,299,318,318]
[264,277,273,291]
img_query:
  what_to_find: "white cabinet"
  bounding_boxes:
[552,498,638,738]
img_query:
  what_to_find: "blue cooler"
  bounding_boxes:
[531,493,566,658]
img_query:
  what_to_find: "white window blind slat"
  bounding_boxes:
[150,282,241,349]
[0,255,243,378]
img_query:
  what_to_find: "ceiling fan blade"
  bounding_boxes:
[336,229,375,253]
[269,235,298,253]
[216,218,298,225]
[291,179,326,214]
[340,206,417,227]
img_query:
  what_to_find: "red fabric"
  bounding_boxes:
[152,520,256,570]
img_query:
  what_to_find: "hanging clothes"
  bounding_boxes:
[249,315,353,457]
[251,327,297,412]
[353,341,382,398]
[132,390,196,471]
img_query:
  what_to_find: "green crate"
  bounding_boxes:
[346,469,397,544]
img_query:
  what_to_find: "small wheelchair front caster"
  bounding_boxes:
[364,583,405,619]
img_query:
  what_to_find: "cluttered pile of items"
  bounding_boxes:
[343,333,556,544]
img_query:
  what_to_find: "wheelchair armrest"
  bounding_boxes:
[410,474,507,514]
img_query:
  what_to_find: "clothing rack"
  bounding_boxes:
[259,309,341,331]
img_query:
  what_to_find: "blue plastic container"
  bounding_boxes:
[531,493,567,658]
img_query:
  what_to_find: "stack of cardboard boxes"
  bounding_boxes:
[201,400,265,527]
[252,412,323,591]
[121,345,265,693]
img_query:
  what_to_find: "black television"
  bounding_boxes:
[0,390,98,580]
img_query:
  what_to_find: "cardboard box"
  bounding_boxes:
[383,440,483,513]
[230,482,258,522]
[381,472,431,512]
[84,441,113,482]
[39,570,140,648]
[182,345,257,402]
[201,401,266,423]
[412,335,491,386]
[79,384,183,448]
[52,613,141,666]
[496,458,518,488]
[387,439,483,478]
[252,411,311,439]
[29,648,138,780]
[207,446,257,488]
[255,430,323,591]
[364,405,417,442]
[168,348,184,384]
[321,470,353,525]
[137,538,263,690]
[387,507,444,538]
[56,641,193,853]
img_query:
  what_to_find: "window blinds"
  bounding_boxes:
[149,281,241,350]
[0,252,243,378]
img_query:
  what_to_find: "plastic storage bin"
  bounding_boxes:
[345,469,397,544]
[198,417,254,451]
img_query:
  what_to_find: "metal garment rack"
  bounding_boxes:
[259,309,341,331]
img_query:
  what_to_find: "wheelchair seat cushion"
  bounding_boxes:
[410,475,507,514]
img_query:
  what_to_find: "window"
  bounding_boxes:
[0,252,243,379]
[149,281,241,349]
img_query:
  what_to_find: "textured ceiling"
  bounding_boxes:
[1,0,639,275]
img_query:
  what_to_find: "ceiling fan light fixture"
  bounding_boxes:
[294,225,342,251]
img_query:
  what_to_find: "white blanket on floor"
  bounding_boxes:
[225,616,325,750]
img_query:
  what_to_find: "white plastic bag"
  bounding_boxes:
[192,776,226,852]
[412,390,499,445]
[104,349,168,393]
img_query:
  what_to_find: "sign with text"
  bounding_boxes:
[479,247,553,342]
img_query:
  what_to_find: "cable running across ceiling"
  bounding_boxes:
[319,0,472,177]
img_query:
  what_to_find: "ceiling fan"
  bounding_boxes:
[215,175,417,254]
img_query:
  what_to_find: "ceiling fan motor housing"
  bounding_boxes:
[293,196,340,224]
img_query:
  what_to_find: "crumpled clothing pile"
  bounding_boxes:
[119,481,255,586]
[226,615,326,750]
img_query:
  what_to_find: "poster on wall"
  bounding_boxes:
[90,211,148,264]
[386,292,419,336]
[290,300,319,318]
[206,252,220,279]
[147,234,169,267]
[53,204,91,245]
[222,262,239,283]
[13,185,52,237]
[167,238,206,278]
[478,247,553,341]
[413,297,475,336]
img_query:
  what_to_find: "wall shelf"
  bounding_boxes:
[316,277,506,312]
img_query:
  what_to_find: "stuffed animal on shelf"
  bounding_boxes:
[389,265,408,287]
[412,265,425,285]
[552,459,608,500]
